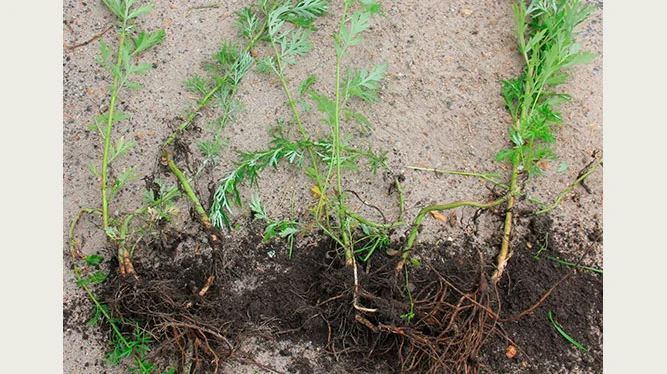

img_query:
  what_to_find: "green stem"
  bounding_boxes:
[395,177,405,222]
[163,151,211,228]
[406,165,509,189]
[317,224,348,249]
[544,255,603,274]
[314,1,352,262]
[400,266,415,322]
[114,182,182,275]
[397,196,509,271]
[491,157,521,283]
[101,17,129,230]
[118,185,182,241]
[268,36,321,184]
[335,2,353,263]
[535,158,602,215]
[345,209,404,229]
[333,21,345,205]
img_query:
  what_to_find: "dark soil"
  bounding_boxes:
[64,212,602,374]
[481,215,603,373]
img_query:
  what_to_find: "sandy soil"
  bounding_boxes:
[63,0,603,373]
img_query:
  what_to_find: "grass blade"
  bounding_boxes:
[548,311,589,352]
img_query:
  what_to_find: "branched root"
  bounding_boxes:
[107,274,233,373]
[389,268,499,374]
[352,261,378,313]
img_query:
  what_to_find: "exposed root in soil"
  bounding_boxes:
[87,214,602,374]
[389,259,500,374]
[306,246,504,374]
[104,253,234,373]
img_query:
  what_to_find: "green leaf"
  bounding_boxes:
[256,56,278,75]
[279,28,313,64]
[522,28,547,55]
[87,306,103,327]
[109,166,138,199]
[297,99,312,112]
[127,3,154,20]
[120,39,134,71]
[359,0,383,15]
[263,223,279,241]
[341,9,372,51]
[87,122,101,135]
[209,41,241,73]
[88,161,99,178]
[109,136,137,163]
[89,111,130,139]
[288,0,329,20]
[132,29,165,56]
[124,81,144,90]
[198,140,224,159]
[87,304,110,327]
[231,51,254,85]
[96,39,112,70]
[237,7,260,38]
[209,137,306,231]
[102,0,124,20]
[501,76,524,120]
[495,148,515,162]
[563,50,597,68]
[344,63,387,102]
[132,62,152,75]
[279,226,300,238]
[112,110,131,123]
[268,3,291,37]
[512,1,528,56]
[76,270,108,287]
[280,0,329,28]
[298,74,317,97]
[509,127,523,146]
[310,91,336,126]
[345,110,372,131]
[184,75,210,95]
[84,255,104,266]
[250,194,269,221]
[143,189,156,204]
[366,147,388,173]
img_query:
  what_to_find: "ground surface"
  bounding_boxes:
[63,0,603,373]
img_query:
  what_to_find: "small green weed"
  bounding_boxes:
[75,257,173,373]
[68,1,180,371]
[491,0,601,281]
[207,0,401,312]
[72,0,184,278]
[208,0,331,230]
[161,35,263,233]
[250,194,303,258]
[398,0,602,282]
[534,234,603,274]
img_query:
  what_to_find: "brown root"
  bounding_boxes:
[313,251,502,374]
[387,263,500,374]
[105,269,233,373]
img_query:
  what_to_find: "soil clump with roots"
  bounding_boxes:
[63,213,604,374]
